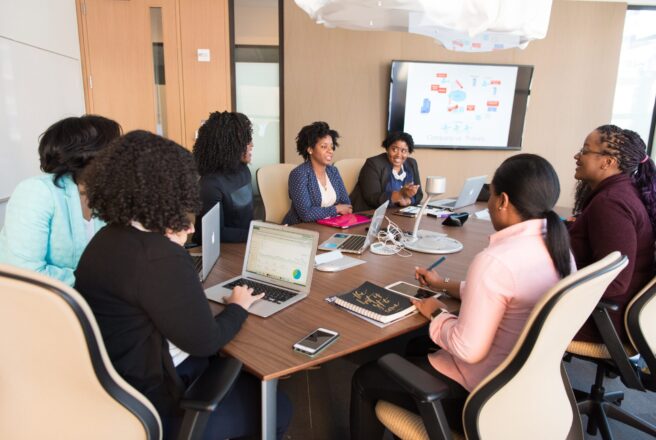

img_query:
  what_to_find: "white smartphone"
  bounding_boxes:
[385,281,442,300]
[293,328,339,356]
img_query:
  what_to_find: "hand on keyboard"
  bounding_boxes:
[225,284,265,311]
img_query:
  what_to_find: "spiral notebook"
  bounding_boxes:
[333,281,416,324]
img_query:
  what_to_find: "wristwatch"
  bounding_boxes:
[431,307,449,319]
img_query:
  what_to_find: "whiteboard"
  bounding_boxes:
[0,37,85,200]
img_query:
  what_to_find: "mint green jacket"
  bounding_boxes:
[0,174,105,286]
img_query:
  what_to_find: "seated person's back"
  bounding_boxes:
[192,111,254,243]
[75,130,290,439]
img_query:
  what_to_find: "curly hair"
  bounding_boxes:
[38,115,121,186]
[295,121,339,161]
[85,130,200,233]
[382,131,414,153]
[193,111,253,175]
[574,125,656,234]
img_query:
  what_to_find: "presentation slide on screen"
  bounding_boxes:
[403,63,518,147]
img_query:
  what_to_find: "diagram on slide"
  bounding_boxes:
[404,63,519,147]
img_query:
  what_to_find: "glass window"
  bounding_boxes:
[611,7,656,154]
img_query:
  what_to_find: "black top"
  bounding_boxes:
[193,164,253,244]
[349,153,423,212]
[74,224,248,418]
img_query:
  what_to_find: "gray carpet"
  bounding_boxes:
[276,354,656,439]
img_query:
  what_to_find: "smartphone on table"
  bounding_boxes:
[293,328,339,357]
[385,281,442,299]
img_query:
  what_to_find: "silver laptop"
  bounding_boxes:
[204,221,319,318]
[429,175,487,209]
[317,200,389,254]
[191,201,221,282]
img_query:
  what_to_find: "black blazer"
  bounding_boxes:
[350,153,423,212]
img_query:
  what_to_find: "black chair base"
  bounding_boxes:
[575,363,656,440]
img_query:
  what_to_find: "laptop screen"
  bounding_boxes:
[245,224,315,287]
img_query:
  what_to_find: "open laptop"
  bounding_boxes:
[204,221,319,318]
[429,175,487,210]
[317,200,389,254]
[190,201,221,282]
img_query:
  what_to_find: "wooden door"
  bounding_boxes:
[77,0,184,143]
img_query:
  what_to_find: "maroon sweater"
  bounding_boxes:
[569,173,655,343]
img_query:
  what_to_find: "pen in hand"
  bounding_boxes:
[416,256,446,286]
[427,256,446,271]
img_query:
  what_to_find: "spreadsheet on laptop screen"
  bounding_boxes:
[246,225,314,287]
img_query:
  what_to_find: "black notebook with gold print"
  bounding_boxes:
[334,282,416,324]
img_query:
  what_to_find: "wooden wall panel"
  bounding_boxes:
[178,0,232,149]
[283,0,625,208]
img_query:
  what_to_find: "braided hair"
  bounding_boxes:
[193,111,253,175]
[492,154,572,278]
[573,125,656,234]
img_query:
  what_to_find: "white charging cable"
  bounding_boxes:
[372,216,413,257]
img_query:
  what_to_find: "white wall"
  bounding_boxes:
[0,0,85,211]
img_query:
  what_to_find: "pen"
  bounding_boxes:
[427,256,446,271]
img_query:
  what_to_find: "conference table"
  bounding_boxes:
[204,204,494,439]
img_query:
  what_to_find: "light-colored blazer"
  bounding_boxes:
[0,174,104,286]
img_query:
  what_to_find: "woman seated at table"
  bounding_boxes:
[0,115,120,286]
[283,121,352,224]
[74,130,291,439]
[569,125,656,343]
[350,154,574,437]
[192,111,254,244]
[350,131,422,212]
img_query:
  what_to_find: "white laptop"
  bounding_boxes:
[205,221,319,318]
[317,200,389,254]
[429,175,487,210]
[191,201,221,282]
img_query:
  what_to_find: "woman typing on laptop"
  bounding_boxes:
[350,154,574,437]
[350,131,422,212]
[283,121,352,225]
[74,131,291,439]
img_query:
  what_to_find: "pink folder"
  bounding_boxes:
[316,213,372,229]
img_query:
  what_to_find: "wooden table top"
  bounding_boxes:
[204,203,494,380]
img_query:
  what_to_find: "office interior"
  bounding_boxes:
[1,0,656,438]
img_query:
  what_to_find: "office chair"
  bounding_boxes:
[256,163,296,224]
[374,252,628,440]
[334,158,366,195]
[566,273,656,439]
[0,264,242,440]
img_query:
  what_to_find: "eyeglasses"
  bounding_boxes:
[389,146,409,155]
[576,147,609,157]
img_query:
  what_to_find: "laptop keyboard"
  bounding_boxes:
[223,278,298,304]
[191,255,202,272]
[338,235,366,251]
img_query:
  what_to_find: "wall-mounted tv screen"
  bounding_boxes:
[387,60,534,150]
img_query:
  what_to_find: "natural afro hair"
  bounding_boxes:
[382,131,415,153]
[193,111,253,175]
[295,121,339,161]
[85,130,200,233]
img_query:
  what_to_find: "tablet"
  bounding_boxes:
[385,281,442,299]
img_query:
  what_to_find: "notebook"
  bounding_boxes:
[429,175,487,209]
[318,201,389,254]
[333,281,416,324]
[204,221,319,318]
[190,201,221,282]
[317,213,372,229]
